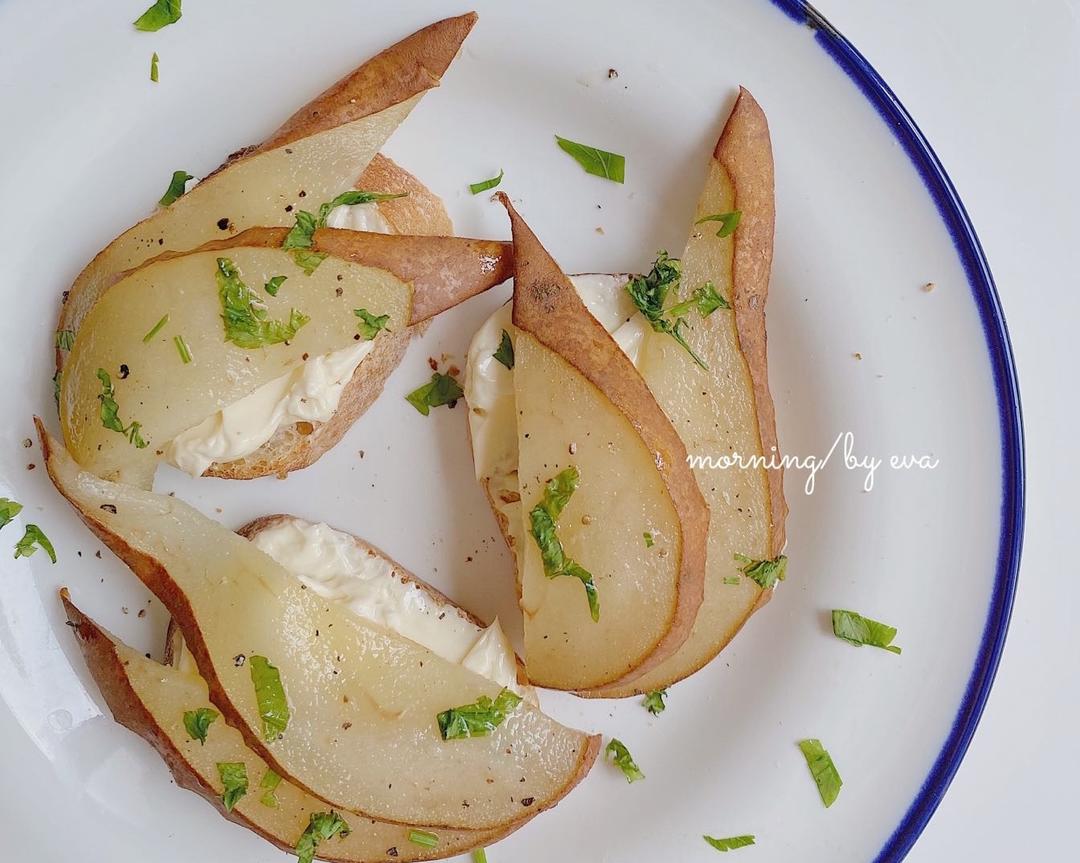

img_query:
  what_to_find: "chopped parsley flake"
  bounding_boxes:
[831,609,901,654]
[605,738,644,783]
[217,258,309,349]
[437,688,522,740]
[555,136,625,183]
[182,707,218,745]
[405,372,464,416]
[96,368,148,448]
[734,553,788,589]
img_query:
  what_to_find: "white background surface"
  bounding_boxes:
[813,0,1078,859]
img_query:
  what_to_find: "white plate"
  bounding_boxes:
[0,1,1022,861]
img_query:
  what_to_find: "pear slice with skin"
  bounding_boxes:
[39,421,600,830]
[60,228,511,488]
[61,592,516,862]
[584,88,788,699]
[56,13,479,374]
[497,195,709,692]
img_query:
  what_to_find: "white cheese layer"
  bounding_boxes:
[164,203,392,477]
[250,518,522,692]
[464,274,646,546]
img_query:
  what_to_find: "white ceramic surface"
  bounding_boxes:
[0,1,1021,861]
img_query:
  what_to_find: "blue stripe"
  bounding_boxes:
[764,2,1025,860]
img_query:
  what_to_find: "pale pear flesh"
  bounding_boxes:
[40,425,599,830]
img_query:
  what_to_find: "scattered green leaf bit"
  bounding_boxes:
[14,525,56,563]
[696,210,742,238]
[734,553,788,589]
[723,576,741,586]
[96,369,148,448]
[259,769,282,807]
[150,52,159,83]
[438,688,522,740]
[492,329,515,370]
[182,707,218,745]
[605,738,644,783]
[643,532,654,548]
[263,275,287,297]
[625,252,707,370]
[354,308,390,341]
[249,656,289,742]
[143,314,170,342]
[555,135,625,183]
[295,811,351,863]
[158,170,192,207]
[55,329,75,351]
[472,850,488,863]
[642,689,667,715]
[469,169,504,195]
[408,830,439,848]
[832,609,901,654]
[217,258,309,349]
[53,370,62,409]
[529,466,600,621]
[798,738,842,807]
[281,189,407,273]
[291,250,328,276]
[406,372,464,416]
[133,0,181,32]
[216,762,248,812]
[704,835,756,852]
[667,281,731,317]
[174,334,193,364]
[0,499,24,530]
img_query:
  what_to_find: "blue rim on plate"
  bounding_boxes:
[768,1,1025,860]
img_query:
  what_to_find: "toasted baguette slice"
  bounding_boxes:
[56,13,477,375]
[61,592,516,862]
[61,229,512,488]
[166,514,536,702]
[586,88,787,698]
[496,196,709,691]
[40,421,601,829]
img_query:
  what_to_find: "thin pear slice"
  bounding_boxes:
[40,423,599,830]
[498,196,709,691]
[587,88,787,698]
[61,593,512,862]
[57,13,477,373]
[60,229,511,487]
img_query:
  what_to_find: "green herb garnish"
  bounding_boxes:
[492,329,515,370]
[295,811,350,863]
[472,850,488,863]
[723,576,741,585]
[281,189,408,270]
[53,370,61,409]
[158,170,192,207]
[798,738,842,807]
[259,769,282,807]
[143,314,170,342]
[217,258,309,349]
[625,252,708,369]
[528,466,599,621]
[182,707,218,745]
[643,532,654,548]
[667,281,731,317]
[832,609,901,654]
[469,169,504,195]
[96,369,148,448]
[14,525,56,563]
[354,308,390,341]
[133,0,181,32]
[555,135,625,183]
[408,830,439,848]
[642,690,667,715]
[150,52,159,82]
[704,835,756,852]
[605,738,644,783]
[174,334,193,364]
[249,656,289,742]
[437,688,522,740]
[216,762,248,812]
[405,372,464,416]
[291,250,328,275]
[0,498,23,531]
[55,329,75,351]
[696,210,742,238]
[734,553,788,589]
[263,276,287,297]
